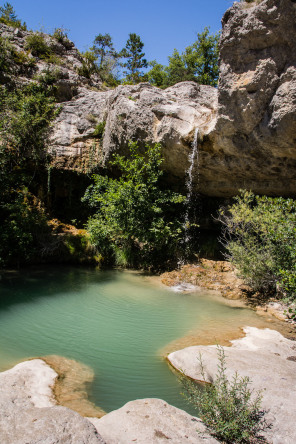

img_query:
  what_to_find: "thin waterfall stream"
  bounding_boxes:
[181,127,200,264]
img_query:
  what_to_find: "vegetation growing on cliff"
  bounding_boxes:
[83,142,186,269]
[0,66,59,266]
[219,190,296,302]
[120,33,148,84]
[0,2,26,30]
[78,27,219,87]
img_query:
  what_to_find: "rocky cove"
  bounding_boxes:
[1,0,296,443]
[1,267,296,444]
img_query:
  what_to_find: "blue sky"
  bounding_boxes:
[6,0,233,65]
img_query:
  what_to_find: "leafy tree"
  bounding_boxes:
[183,27,219,86]
[166,49,187,87]
[91,33,119,85]
[147,27,220,88]
[0,2,26,30]
[0,73,60,266]
[147,60,168,88]
[91,33,117,70]
[77,34,119,85]
[83,142,186,269]
[218,190,296,299]
[120,33,148,84]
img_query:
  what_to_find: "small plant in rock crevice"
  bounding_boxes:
[92,121,105,139]
[180,346,271,443]
[25,33,52,59]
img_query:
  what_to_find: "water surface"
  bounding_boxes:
[0,266,280,414]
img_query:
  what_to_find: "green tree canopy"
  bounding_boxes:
[147,27,220,88]
[0,2,26,29]
[0,71,59,266]
[183,27,219,86]
[83,142,186,269]
[120,33,148,84]
[78,33,119,85]
[91,33,118,69]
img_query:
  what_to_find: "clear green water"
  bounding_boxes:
[0,266,265,414]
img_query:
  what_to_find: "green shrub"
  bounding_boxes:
[77,50,99,78]
[0,189,50,267]
[0,76,60,266]
[180,346,269,443]
[0,36,36,80]
[52,27,72,49]
[93,121,105,138]
[25,33,52,58]
[218,190,296,299]
[82,142,186,269]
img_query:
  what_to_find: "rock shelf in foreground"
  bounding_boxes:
[168,327,296,444]
[0,358,216,443]
[1,327,296,443]
[0,359,105,444]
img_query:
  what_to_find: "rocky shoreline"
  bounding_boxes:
[161,259,296,329]
[168,327,296,444]
[1,324,296,443]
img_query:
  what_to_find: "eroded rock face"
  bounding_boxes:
[3,0,296,198]
[210,0,296,196]
[50,0,296,197]
[0,22,101,101]
[50,81,217,185]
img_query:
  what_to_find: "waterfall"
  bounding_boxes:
[180,128,199,264]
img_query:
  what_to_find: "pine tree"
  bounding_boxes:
[120,33,148,84]
[0,3,26,29]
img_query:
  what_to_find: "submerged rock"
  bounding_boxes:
[168,327,296,444]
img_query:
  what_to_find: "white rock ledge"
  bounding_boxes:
[0,359,105,443]
[0,358,218,444]
[89,398,219,444]
[168,327,296,444]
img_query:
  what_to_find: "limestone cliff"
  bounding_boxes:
[213,0,296,197]
[1,0,296,198]
[49,0,296,198]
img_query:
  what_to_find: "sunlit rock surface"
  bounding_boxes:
[50,81,218,187]
[49,0,296,197]
[0,359,105,444]
[90,398,219,444]
[168,327,296,444]
[210,0,296,196]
